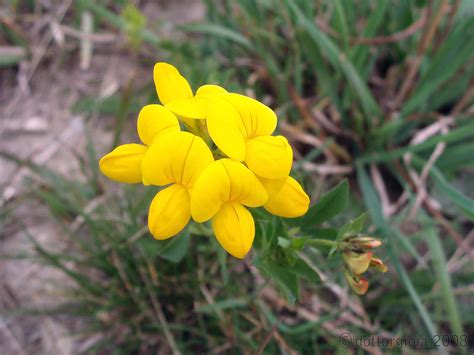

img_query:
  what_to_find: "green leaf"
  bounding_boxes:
[302,179,349,226]
[291,259,320,283]
[157,229,191,263]
[330,212,368,255]
[255,258,299,304]
[338,212,368,240]
[138,227,190,263]
[180,23,253,50]
[424,228,465,352]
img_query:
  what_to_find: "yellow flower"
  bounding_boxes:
[207,93,293,180]
[142,131,214,239]
[191,159,268,259]
[99,62,312,259]
[99,104,180,183]
[153,62,227,119]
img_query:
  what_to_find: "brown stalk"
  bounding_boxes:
[288,85,324,134]
[433,0,462,53]
[393,0,449,109]
[394,154,468,252]
[351,11,427,45]
[285,89,352,163]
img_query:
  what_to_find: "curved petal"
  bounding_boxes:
[153,62,193,105]
[264,176,310,218]
[142,132,213,187]
[137,104,180,146]
[196,84,228,97]
[220,159,268,207]
[245,135,293,179]
[207,97,247,161]
[257,176,287,197]
[148,184,191,240]
[99,144,147,184]
[212,202,255,259]
[191,159,268,223]
[165,84,227,119]
[224,93,277,138]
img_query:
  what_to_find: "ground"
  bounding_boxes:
[0,1,204,353]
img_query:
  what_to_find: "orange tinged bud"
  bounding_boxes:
[344,271,369,295]
[370,257,388,273]
[343,251,372,275]
[350,236,382,249]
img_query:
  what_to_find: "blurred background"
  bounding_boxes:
[1,0,473,353]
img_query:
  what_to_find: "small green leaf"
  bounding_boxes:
[255,258,299,304]
[157,228,191,263]
[330,212,368,255]
[138,227,190,263]
[302,179,349,226]
[338,212,368,240]
[291,259,320,283]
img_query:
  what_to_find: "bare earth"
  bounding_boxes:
[0,1,204,353]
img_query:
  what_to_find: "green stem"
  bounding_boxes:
[306,239,337,248]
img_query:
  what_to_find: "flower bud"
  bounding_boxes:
[344,270,369,295]
[345,235,382,250]
[370,257,388,273]
[343,251,372,275]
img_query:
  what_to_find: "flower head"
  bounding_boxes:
[99,62,310,259]
[340,234,387,295]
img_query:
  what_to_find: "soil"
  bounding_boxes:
[0,1,204,353]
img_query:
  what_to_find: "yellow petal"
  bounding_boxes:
[165,84,227,119]
[207,97,247,161]
[224,93,277,138]
[245,135,293,179]
[148,184,191,240]
[257,176,287,197]
[206,93,278,160]
[99,144,147,184]
[153,62,193,105]
[212,202,255,259]
[137,104,180,146]
[196,84,228,97]
[264,176,310,218]
[191,159,268,222]
[142,131,214,187]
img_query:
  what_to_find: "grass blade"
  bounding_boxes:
[286,0,381,120]
[425,228,465,353]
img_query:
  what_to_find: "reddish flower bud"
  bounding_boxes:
[370,257,388,273]
[344,270,369,295]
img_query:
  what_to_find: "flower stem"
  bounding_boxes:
[306,239,337,248]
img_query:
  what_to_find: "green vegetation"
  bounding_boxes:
[1,0,473,353]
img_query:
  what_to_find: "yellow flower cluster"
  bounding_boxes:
[99,63,309,258]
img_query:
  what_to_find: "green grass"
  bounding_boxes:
[1,0,474,353]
